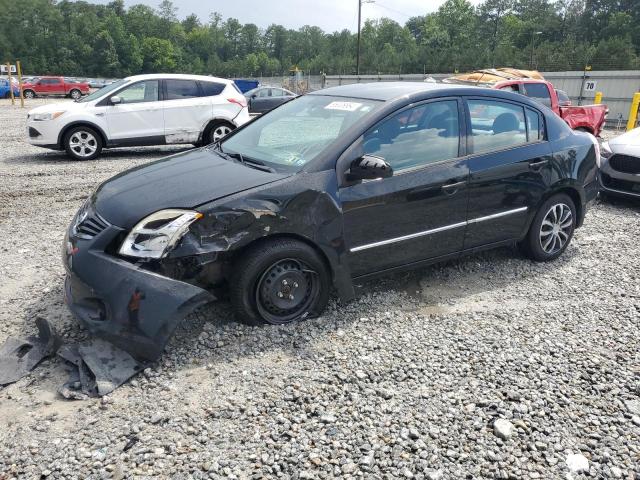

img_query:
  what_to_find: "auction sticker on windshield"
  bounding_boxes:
[324,101,363,111]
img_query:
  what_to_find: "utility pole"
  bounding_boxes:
[529,31,542,69]
[356,0,374,76]
[357,0,362,75]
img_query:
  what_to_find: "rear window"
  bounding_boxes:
[526,108,543,141]
[200,81,225,97]
[165,80,200,100]
[468,99,528,154]
[525,83,552,108]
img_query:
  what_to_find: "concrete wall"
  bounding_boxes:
[323,71,640,127]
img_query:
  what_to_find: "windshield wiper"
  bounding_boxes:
[212,144,276,173]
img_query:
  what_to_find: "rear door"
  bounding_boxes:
[104,79,164,142]
[340,98,470,277]
[162,79,211,144]
[463,97,551,249]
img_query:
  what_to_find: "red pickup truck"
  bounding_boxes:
[22,76,91,100]
[493,79,608,136]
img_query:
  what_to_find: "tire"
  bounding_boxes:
[203,121,234,145]
[69,89,82,100]
[23,89,36,99]
[520,193,576,262]
[229,238,331,326]
[63,126,103,161]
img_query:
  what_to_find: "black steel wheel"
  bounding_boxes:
[229,239,330,325]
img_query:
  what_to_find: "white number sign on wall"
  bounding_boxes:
[584,80,598,92]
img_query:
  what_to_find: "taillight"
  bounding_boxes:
[227,98,246,108]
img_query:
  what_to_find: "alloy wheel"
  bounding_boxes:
[24,90,35,99]
[70,90,81,99]
[69,131,98,158]
[255,258,319,324]
[210,125,231,143]
[539,203,573,254]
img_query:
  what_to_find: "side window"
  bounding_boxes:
[363,100,460,171]
[165,80,199,100]
[468,99,527,154]
[200,82,225,97]
[526,108,543,141]
[524,83,552,108]
[116,80,159,104]
[271,88,284,97]
[257,88,270,98]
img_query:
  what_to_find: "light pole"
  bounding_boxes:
[529,31,542,69]
[356,0,374,76]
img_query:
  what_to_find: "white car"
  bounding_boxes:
[600,127,640,199]
[26,73,250,160]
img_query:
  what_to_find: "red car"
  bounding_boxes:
[493,79,608,136]
[22,76,91,100]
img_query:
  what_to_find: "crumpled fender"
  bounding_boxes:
[167,170,356,301]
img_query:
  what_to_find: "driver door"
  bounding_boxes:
[339,99,470,277]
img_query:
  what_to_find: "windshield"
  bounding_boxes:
[221,95,381,170]
[77,78,127,103]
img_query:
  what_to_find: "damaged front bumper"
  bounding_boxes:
[63,208,215,361]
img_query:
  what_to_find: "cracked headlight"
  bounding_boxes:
[119,209,203,259]
[31,111,65,121]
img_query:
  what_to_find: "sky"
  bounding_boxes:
[101,0,483,32]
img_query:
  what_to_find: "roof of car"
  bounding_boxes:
[309,82,466,101]
[124,73,232,83]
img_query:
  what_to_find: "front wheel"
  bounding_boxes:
[521,193,576,262]
[23,89,36,99]
[229,239,331,326]
[63,126,103,161]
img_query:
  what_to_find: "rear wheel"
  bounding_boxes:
[69,89,82,100]
[204,121,234,145]
[521,193,576,262]
[229,239,331,326]
[63,126,103,161]
[23,89,35,99]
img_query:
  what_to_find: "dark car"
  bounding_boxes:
[64,82,599,360]
[245,86,297,114]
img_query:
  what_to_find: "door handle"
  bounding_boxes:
[441,180,466,195]
[529,159,549,170]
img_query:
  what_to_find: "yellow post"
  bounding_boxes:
[594,91,602,105]
[6,62,15,105]
[16,60,24,108]
[626,92,640,131]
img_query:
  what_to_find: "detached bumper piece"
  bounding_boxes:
[0,318,61,386]
[58,339,143,399]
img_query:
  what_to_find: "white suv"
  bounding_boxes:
[26,73,251,160]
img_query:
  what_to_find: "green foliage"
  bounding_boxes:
[0,0,638,77]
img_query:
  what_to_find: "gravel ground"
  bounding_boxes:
[0,98,639,479]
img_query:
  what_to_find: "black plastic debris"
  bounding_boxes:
[0,317,61,386]
[58,338,143,398]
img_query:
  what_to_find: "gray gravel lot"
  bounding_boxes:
[0,98,639,479]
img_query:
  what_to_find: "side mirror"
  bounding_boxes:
[251,94,257,99]
[346,155,393,182]
[110,96,122,104]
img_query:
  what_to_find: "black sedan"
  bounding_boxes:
[64,82,599,360]
[245,86,297,114]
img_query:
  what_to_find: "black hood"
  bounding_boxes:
[94,148,288,228]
